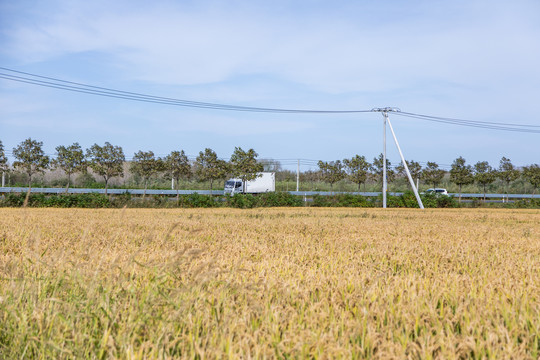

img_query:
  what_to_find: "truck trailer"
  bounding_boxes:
[224,172,275,195]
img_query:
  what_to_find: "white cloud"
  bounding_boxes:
[4,0,540,94]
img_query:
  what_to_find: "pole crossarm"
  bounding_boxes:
[371,107,401,113]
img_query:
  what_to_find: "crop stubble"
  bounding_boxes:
[0,208,539,359]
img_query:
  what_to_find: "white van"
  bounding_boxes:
[425,188,448,196]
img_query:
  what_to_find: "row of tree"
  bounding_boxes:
[317,155,540,200]
[2,139,539,199]
[1,139,263,198]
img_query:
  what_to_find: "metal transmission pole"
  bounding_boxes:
[382,111,387,208]
[296,159,300,192]
[371,107,424,209]
[372,108,393,208]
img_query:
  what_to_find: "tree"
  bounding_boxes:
[449,156,474,202]
[164,150,192,200]
[0,140,8,183]
[86,142,125,194]
[130,150,164,199]
[522,164,540,196]
[497,157,520,202]
[474,161,496,201]
[259,158,282,172]
[229,147,263,192]
[343,155,370,191]
[52,142,86,192]
[195,148,230,192]
[395,160,422,189]
[318,160,345,190]
[422,161,446,190]
[370,153,395,185]
[12,138,50,187]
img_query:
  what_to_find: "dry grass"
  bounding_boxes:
[0,207,539,359]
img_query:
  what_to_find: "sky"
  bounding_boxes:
[1,0,539,171]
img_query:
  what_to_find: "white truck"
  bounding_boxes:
[224,172,275,195]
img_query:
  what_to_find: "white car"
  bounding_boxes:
[425,188,448,196]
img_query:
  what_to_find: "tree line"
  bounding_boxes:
[1,138,539,199]
[317,155,540,200]
[1,139,263,199]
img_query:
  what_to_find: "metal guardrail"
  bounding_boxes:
[447,193,540,199]
[290,191,540,198]
[1,187,539,199]
[288,191,383,197]
[0,187,224,195]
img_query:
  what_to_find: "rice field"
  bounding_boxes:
[1,207,539,359]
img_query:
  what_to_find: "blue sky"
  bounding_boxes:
[1,0,539,171]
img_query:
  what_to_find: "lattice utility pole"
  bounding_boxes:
[372,108,424,209]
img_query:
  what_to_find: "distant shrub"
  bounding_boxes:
[400,191,423,208]
[110,192,132,207]
[7,190,536,209]
[311,194,327,207]
[151,195,169,207]
[256,192,303,207]
[377,192,457,208]
[227,193,258,209]
[311,194,373,207]
[419,193,439,208]
[511,198,540,209]
[435,195,458,208]
[1,193,28,207]
[385,194,405,208]
[179,193,220,208]
[0,193,111,208]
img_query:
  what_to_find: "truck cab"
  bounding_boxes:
[224,179,244,194]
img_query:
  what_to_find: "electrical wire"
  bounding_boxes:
[2,67,539,133]
[394,111,540,133]
[0,67,371,114]
[399,111,540,128]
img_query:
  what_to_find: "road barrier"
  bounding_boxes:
[1,187,539,199]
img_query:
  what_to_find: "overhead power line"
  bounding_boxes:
[0,67,371,114]
[394,111,540,133]
[1,67,540,133]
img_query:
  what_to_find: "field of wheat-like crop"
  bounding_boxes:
[0,207,539,359]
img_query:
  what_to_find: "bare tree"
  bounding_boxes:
[259,158,282,172]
